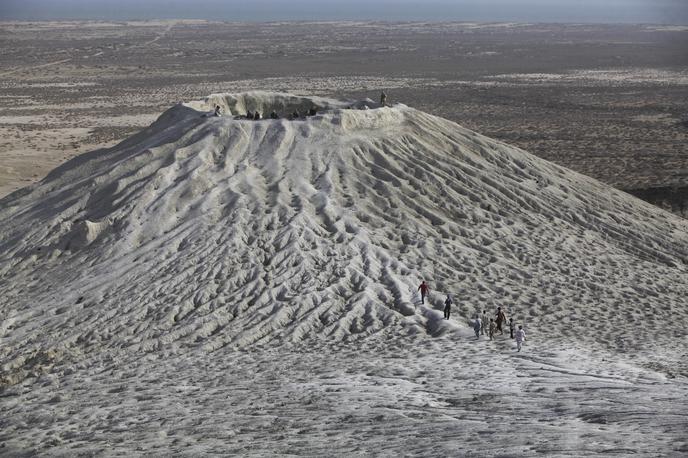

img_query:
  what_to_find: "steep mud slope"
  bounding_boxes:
[1,91,687,373]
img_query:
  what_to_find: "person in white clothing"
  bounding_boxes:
[480,310,489,335]
[515,325,526,352]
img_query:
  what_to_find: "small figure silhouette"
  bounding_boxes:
[515,325,526,352]
[443,294,452,320]
[481,310,489,335]
[495,307,506,335]
[473,316,481,339]
[418,281,429,304]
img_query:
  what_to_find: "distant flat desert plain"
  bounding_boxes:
[0,21,686,215]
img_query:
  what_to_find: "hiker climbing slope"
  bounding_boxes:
[515,325,527,352]
[495,307,507,335]
[473,316,481,339]
[418,281,430,305]
[481,310,489,335]
[443,294,452,319]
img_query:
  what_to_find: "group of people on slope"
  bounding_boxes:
[417,281,527,352]
[472,308,527,352]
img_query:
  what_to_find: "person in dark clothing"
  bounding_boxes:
[380,91,387,106]
[509,317,515,339]
[254,111,261,120]
[246,110,254,120]
[214,105,221,117]
[270,111,279,119]
[495,307,507,335]
[418,281,429,305]
[443,294,452,320]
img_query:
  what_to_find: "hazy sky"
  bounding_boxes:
[1,0,687,24]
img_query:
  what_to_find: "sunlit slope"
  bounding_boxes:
[1,92,687,376]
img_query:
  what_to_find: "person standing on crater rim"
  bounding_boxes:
[418,281,429,305]
[380,91,387,106]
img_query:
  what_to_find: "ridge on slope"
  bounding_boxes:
[1,91,687,380]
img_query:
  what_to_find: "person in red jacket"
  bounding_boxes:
[418,281,429,304]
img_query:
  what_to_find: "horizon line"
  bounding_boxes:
[2,19,688,26]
